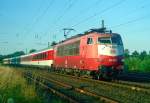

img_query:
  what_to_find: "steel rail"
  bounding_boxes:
[24,74,79,103]
[31,71,119,103]
[46,71,150,93]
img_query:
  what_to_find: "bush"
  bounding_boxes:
[125,56,150,73]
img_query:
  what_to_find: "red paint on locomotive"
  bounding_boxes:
[53,32,124,74]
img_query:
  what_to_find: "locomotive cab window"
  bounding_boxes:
[87,38,93,44]
[98,37,111,44]
[111,36,123,45]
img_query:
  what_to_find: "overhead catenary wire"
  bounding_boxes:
[3,1,150,54]
[46,0,103,35]
[52,0,150,34]
[45,0,125,42]
[19,0,55,50]
[68,0,150,33]
[20,0,148,41]
[53,0,77,24]
[67,0,103,26]
[24,0,55,37]
[71,0,126,27]
[42,0,78,42]
[20,0,45,36]
[110,13,150,28]
[49,0,78,31]
[109,0,150,27]
[39,0,71,41]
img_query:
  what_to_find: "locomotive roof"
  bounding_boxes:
[57,27,114,44]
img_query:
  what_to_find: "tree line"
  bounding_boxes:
[124,49,150,72]
[0,49,36,63]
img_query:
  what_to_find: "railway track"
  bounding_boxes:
[4,66,150,103]
[119,72,150,83]
[113,80,150,90]
[24,73,79,103]
[25,69,150,103]
[24,71,118,103]
[36,70,150,93]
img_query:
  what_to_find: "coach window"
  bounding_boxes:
[41,54,43,59]
[44,53,46,59]
[42,54,44,59]
[46,52,49,58]
[87,38,93,44]
[40,54,42,59]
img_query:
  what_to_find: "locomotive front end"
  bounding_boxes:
[97,33,124,79]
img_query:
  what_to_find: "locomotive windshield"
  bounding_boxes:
[111,36,123,45]
[98,36,123,45]
[98,37,111,44]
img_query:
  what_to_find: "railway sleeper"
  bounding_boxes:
[24,72,118,103]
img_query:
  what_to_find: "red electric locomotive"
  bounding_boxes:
[53,26,124,79]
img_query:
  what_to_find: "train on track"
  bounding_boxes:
[3,23,124,80]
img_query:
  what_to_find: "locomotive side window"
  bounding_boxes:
[98,37,111,44]
[57,40,80,56]
[87,38,93,44]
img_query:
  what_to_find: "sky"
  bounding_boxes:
[0,0,150,55]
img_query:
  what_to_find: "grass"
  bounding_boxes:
[0,66,43,103]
